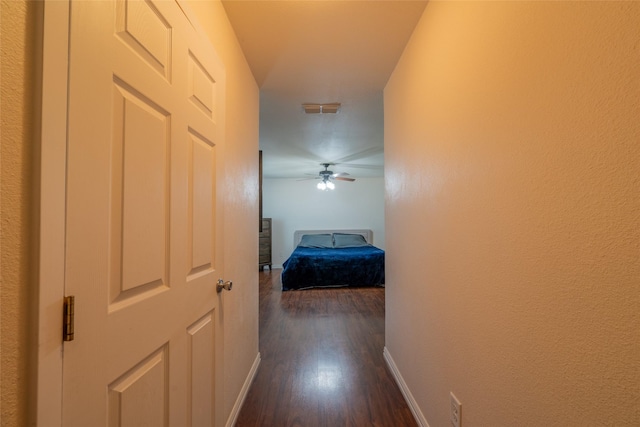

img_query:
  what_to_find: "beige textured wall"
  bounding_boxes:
[1,0,38,425]
[384,2,639,426]
[186,1,260,425]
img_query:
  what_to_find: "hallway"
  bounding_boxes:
[235,270,416,426]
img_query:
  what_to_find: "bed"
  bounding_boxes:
[281,229,385,291]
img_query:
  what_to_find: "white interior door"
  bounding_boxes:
[62,0,225,425]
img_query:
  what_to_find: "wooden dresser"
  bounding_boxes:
[259,218,272,270]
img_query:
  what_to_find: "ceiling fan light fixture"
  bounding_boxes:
[313,163,351,190]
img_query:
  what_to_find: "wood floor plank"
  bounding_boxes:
[235,269,417,427]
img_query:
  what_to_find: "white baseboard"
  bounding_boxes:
[226,352,261,427]
[383,347,430,427]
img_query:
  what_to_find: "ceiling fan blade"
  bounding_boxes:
[332,172,351,177]
[334,176,356,182]
[338,163,383,170]
[330,146,384,165]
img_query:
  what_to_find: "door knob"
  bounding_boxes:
[217,279,233,293]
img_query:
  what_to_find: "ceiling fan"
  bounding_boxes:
[309,163,355,190]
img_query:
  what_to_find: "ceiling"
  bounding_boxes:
[222,0,428,180]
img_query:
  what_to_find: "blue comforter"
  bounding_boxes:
[281,246,385,291]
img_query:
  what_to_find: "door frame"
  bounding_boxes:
[36,0,69,425]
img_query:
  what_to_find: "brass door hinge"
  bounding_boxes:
[63,296,75,342]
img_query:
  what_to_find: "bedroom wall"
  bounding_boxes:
[384,2,639,426]
[262,177,385,268]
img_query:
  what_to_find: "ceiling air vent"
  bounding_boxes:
[303,103,341,114]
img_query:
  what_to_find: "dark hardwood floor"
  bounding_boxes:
[235,269,417,427]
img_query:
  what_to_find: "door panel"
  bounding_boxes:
[188,52,217,119]
[115,0,172,80]
[111,80,170,300]
[189,131,215,274]
[108,345,169,427]
[63,1,224,425]
[187,313,215,426]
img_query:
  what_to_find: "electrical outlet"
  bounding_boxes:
[450,392,461,427]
